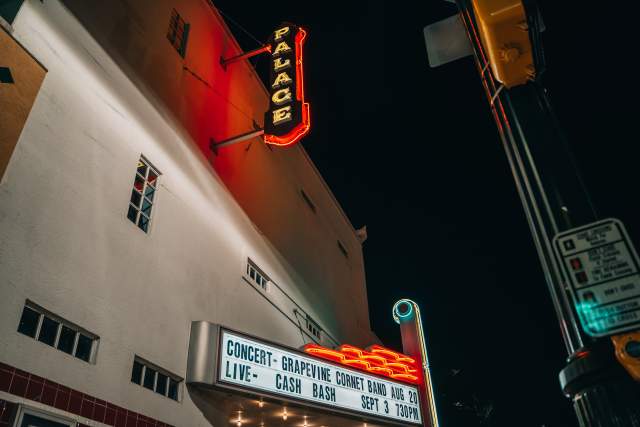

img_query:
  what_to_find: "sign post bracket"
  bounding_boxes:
[220,45,271,70]
[210,126,264,155]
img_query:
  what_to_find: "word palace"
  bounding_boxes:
[263,23,311,146]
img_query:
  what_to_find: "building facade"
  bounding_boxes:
[0,1,378,426]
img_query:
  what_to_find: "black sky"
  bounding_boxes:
[214,2,640,426]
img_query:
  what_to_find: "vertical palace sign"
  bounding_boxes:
[263,23,311,146]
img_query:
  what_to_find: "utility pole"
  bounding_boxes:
[424,1,640,425]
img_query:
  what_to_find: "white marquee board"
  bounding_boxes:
[217,329,423,425]
[553,218,640,337]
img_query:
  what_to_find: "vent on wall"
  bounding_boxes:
[300,189,316,213]
[337,240,349,258]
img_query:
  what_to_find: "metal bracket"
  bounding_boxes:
[220,45,271,71]
[210,121,264,155]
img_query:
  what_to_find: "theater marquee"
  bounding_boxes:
[187,323,423,426]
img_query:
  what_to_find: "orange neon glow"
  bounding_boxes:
[369,345,417,364]
[303,344,420,384]
[264,27,311,147]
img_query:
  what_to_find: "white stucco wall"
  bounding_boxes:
[0,1,374,426]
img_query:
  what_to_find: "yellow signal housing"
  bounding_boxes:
[471,0,535,88]
[612,332,640,382]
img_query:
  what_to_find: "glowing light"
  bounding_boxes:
[393,299,414,324]
[264,27,311,146]
[282,408,288,421]
[258,400,264,408]
[303,343,420,384]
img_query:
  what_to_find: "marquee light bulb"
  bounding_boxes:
[282,408,288,421]
[258,400,264,408]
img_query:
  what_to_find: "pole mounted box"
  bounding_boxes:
[471,0,535,88]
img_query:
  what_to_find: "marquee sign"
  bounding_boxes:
[263,23,311,147]
[187,323,423,426]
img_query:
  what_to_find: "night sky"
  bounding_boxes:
[215,2,639,426]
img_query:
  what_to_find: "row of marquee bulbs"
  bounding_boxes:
[235,405,344,427]
[303,344,420,384]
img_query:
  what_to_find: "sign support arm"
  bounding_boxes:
[220,45,271,70]
[210,128,265,154]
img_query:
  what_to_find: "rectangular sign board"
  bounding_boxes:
[553,218,640,337]
[217,329,422,425]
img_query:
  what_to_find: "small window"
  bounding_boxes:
[143,366,156,390]
[168,378,179,400]
[337,240,349,258]
[56,325,76,354]
[156,372,168,396]
[15,407,75,427]
[127,156,160,233]
[0,67,15,84]
[167,9,190,58]
[305,315,321,340]
[131,359,144,383]
[0,0,24,25]
[131,356,182,402]
[37,317,59,347]
[75,334,94,362]
[246,260,270,292]
[16,302,99,363]
[17,306,40,338]
[300,189,316,213]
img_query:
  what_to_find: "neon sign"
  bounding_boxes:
[263,23,310,147]
[303,343,421,384]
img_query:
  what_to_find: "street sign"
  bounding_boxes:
[553,218,640,337]
[423,14,473,68]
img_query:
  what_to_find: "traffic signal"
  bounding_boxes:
[471,0,535,88]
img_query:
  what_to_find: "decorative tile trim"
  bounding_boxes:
[0,361,174,427]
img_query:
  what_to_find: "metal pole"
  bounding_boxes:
[209,129,264,154]
[454,2,640,425]
[456,4,583,356]
[220,45,271,70]
[393,299,440,427]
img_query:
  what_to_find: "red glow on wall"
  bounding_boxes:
[263,27,311,147]
[303,343,420,384]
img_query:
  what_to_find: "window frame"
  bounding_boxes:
[0,0,25,26]
[305,315,322,340]
[17,301,99,364]
[127,156,160,234]
[246,259,270,292]
[166,8,190,58]
[130,356,182,402]
[14,405,76,427]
